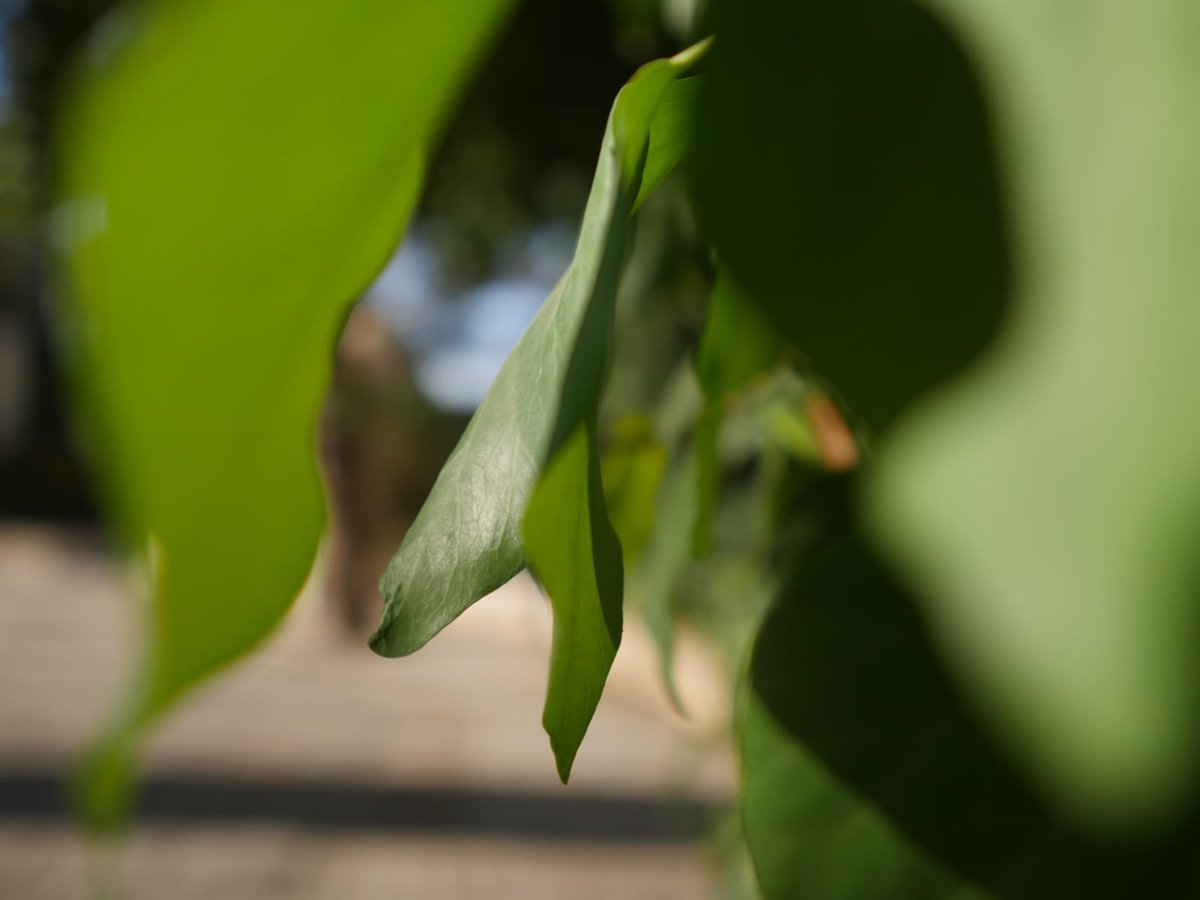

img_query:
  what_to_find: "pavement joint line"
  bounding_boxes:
[0,772,725,844]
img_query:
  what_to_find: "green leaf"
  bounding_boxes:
[524,421,624,782]
[371,51,689,657]
[57,0,513,829]
[633,76,702,211]
[692,270,784,554]
[744,514,1200,898]
[868,0,1200,825]
[526,49,709,779]
[696,272,784,401]
[632,446,700,714]
[693,0,1009,433]
[372,42,708,779]
[601,415,668,568]
[544,56,692,460]
[740,685,973,900]
[368,262,575,658]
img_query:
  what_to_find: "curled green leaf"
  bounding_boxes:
[373,41,709,779]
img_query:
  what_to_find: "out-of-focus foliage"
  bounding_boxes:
[600,415,667,569]
[745,522,1200,899]
[870,0,1200,825]
[693,0,1008,435]
[709,0,1200,895]
[52,0,1200,896]
[0,114,33,233]
[741,685,970,900]
[692,271,783,554]
[56,0,514,828]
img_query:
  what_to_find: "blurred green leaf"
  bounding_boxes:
[741,687,972,900]
[744,512,1200,898]
[693,270,784,554]
[633,446,699,713]
[693,0,1009,433]
[696,272,784,401]
[601,415,668,568]
[59,0,513,828]
[868,0,1200,825]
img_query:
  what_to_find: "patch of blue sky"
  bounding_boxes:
[365,220,575,413]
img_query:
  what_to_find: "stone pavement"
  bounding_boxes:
[0,526,739,899]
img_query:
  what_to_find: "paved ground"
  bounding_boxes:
[0,526,740,899]
[0,826,719,900]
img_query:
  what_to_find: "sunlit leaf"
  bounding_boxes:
[868,0,1200,825]
[634,76,702,211]
[526,50,706,779]
[373,43,706,780]
[57,0,513,828]
[524,421,623,781]
[372,53,686,656]
[542,55,688,461]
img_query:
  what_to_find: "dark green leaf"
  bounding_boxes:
[695,272,784,401]
[744,503,1200,898]
[58,0,513,829]
[741,683,973,900]
[693,0,1009,433]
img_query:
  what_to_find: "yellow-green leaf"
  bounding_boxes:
[58,0,513,828]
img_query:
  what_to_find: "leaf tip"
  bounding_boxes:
[542,703,583,784]
[367,609,418,658]
[366,625,391,657]
[549,735,577,785]
[669,35,713,72]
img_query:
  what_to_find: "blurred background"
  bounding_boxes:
[0,0,762,896]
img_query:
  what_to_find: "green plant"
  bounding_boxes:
[56,0,1200,896]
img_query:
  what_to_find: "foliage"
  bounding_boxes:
[55,0,514,828]
[869,0,1200,823]
[55,0,1200,896]
[370,54,701,780]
